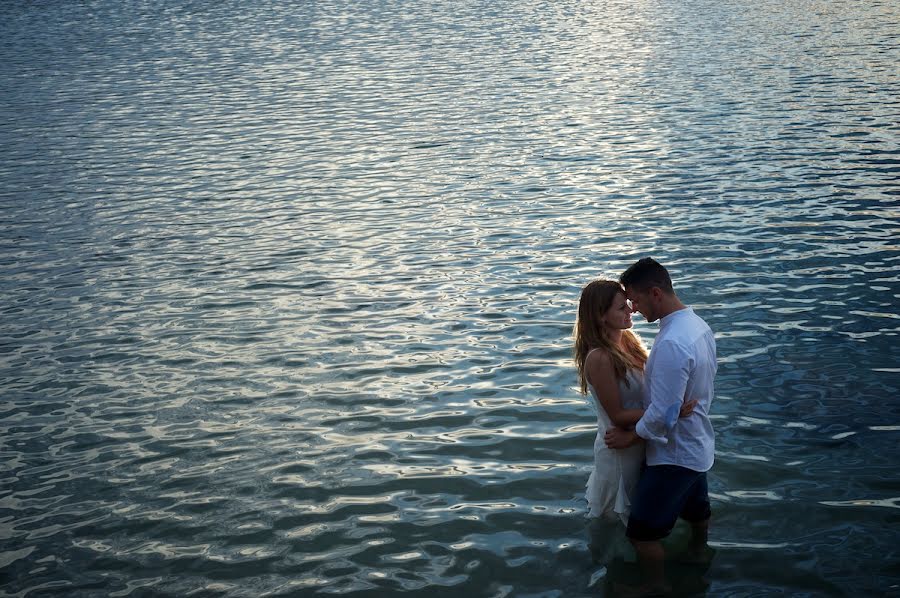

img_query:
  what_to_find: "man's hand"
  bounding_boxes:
[679,399,698,418]
[604,427,639,449]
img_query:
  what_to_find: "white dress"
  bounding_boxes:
[585,368,646,525]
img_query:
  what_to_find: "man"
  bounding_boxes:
[605,257,717,596]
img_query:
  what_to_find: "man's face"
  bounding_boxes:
[625,286,657,323]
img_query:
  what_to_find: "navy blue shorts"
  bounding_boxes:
[626,464,711,542]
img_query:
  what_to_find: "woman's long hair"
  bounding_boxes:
[574,279,648,395]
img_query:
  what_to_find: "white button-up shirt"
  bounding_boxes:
[635,307,717,472]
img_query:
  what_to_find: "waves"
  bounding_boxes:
[1,0,898,595]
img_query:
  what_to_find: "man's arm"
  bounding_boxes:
[634,339,692,444]
[604,396,698,448]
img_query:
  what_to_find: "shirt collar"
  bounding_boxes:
[659,306,692,330]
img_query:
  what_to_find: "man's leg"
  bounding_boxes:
[630,539,666,591]
[625,465,701,594]
[687,519,709,557]
[680,472,712,563]
[625,465,706,595]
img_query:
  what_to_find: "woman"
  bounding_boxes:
[574,279,692,525]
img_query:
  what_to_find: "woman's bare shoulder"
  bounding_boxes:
[585,348,612,367]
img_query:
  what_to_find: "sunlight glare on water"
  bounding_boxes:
[1,0,898,595]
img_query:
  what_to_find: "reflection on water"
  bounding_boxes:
[1,0,899,595]
[588,518,716,597]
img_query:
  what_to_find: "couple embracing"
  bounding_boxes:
[574,258,716,595]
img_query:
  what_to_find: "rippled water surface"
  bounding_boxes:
[2,0,899,596]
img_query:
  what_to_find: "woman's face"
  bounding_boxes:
[603,292,633,331]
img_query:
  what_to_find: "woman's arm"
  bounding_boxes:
[585,351,644,428]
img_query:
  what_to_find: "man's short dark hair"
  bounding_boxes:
[619,257,674,294]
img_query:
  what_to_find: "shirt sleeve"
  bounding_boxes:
[635,339,692,444]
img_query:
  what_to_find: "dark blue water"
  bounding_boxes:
[1,1,898,596]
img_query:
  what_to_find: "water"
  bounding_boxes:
[1,0,898,595]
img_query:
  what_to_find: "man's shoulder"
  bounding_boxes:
[657,315,713,354]
[649,335,691,361]
[674,309,713,336]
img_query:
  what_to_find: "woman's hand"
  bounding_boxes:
[604,427,640,449]
[679,399,698,418]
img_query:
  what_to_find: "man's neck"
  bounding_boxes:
[656,295,687,321]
